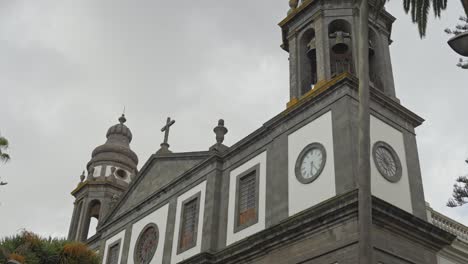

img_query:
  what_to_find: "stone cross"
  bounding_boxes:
[160,117,175,149]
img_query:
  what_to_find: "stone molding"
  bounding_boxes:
[177,190,454,264]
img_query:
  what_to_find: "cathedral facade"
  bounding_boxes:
[67,1,468,263]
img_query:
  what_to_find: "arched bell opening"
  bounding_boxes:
[80,199,101,241]
[329,19,354,76]
[299,28,317,96]
[369,27,384,92]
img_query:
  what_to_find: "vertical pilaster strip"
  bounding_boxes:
[403,131,427,220]
[315,13,331,81]
[119,226,133,264]
[289,34,299,100]
[67,203,78,240]
[216,170,230,249]
[162,198,177,264]
[332,96,358,194]
[75,198,89,242]
[380,33,396,99]
[265,134,288,227]
[201,164,222,251]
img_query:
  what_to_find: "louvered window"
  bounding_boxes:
[238,171,257,226]
[179,197,199,251]
[106,242,120,264]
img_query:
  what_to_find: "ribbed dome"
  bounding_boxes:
[106,114,133,142]
[87,114,139,172]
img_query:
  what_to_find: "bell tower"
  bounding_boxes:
[67,114,139,242]
[281,0,397,104]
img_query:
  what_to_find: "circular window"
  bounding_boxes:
[372,141,402,183]
[115,169,127,179]
[134,223,159,264]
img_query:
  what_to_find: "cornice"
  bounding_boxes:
[178,192,455,264]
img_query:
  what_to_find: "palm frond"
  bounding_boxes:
[399,0,448,37]
[0,153,10,163]
[0,137,8,150]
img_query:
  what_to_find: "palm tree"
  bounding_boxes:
[0,135,10,186]
[357,1,449,263]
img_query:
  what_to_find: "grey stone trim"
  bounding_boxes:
[99,152,211,228]
[372,141,402,183]
[294,142,327,184]
[120,226,132,264]
[162,198,177,264]
[201,165,223,252]
[133,223,159,264]
[331,97,357,194]
[177,191,455,264]
[403,132,427,220]
[177,191,201,254]
[105,238,122,264]
[233,164,260,233]
[265,133,288,228]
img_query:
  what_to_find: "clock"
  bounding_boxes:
[372,141,402,183]
[134,223,159,264]
[295,143,327,184]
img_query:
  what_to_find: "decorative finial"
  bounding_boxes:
[210,119,229,153]
[119,114,127,124]
[288,0,299,15]
[157,117,176,154]
[80,170,85,182]
[214,119,228,145]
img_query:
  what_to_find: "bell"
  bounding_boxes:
[331,31,349,54]
[369,39,375,56]
[306,37,316,59]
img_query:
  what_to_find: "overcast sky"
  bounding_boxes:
[1,0,467,238]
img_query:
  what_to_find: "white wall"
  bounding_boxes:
[370,115,413,213]
[226,151,267,246]
[127,204,169,264]
[102,230,125,264]
[171,181,206,263]
[93,165,102,177]
[288,111,336,216]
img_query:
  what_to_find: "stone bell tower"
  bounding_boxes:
[67,114,139,242]
[282,0,397,105]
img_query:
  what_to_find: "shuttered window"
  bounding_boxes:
[106,242,120,264]
[238,172,257,226]
[234,164,260,233]
[178,193,200,253]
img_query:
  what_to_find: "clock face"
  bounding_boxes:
[134,223,159,264]
[295,143,326,184]
[372,141,402,183]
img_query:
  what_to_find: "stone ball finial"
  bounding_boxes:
[214,119,228,145]
[118,114,126,124]
[288,0,299,14]
[80,170,85,182]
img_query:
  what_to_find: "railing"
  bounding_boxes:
[427,205,468,243]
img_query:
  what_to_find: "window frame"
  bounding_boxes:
[106,238,121,264]
[133,223,159,264]
[234,163,260,233]
[177,191,201,254]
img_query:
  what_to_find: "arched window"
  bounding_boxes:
[81,200,101,241]
[329,19,354,76]
[299,28,317,96]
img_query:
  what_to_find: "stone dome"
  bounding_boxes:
[87,114,139,172]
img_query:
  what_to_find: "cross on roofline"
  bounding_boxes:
[159,117,175,152]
